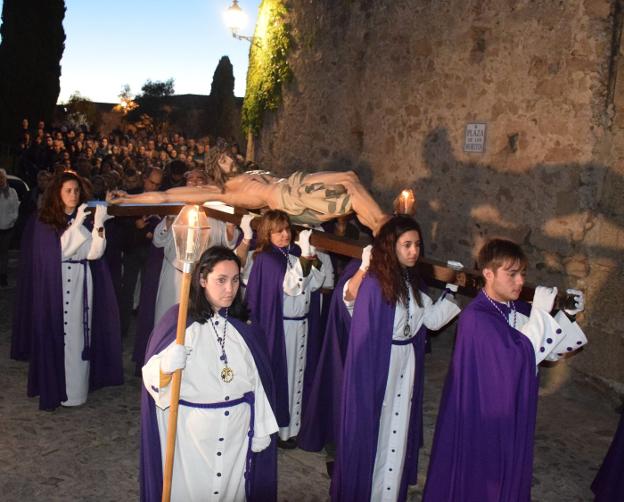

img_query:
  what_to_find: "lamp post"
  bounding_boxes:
[161,205,211,502]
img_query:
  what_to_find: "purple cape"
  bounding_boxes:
[298,259,360,452]
[331,274,428,502]
[103,218,123,301]
[23,218,123,410]
[245,245,321,428]
[139,305,278,502]
[591,410,624,501]
[423,291,536,502]
[10,214,36,360]
[132,243,165,375]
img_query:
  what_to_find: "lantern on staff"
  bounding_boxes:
[394,188,416,215]
[172,205,211,268]
[162,205,211,502]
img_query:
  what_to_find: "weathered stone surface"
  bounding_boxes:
[252,0,623,390]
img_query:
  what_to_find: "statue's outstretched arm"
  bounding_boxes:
[108,185,222,205]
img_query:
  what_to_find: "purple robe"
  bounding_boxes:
[331,274,428,502]
[140,305,278,502]
[23,218,123,410]
[298,259,360,452]
[423,291,536,502]
[245,245,321,428]
[132,243,165,375]
[591,410,624,501]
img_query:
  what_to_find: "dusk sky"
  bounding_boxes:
[0,0,261,103]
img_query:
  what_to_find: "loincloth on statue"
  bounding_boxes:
[278,172,353,225]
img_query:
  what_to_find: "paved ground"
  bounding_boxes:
[0,249,620,501]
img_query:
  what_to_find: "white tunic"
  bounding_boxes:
[153,218,240,325]
[343,284,460,502]
[143,316,278,502]
[59,221,106,406]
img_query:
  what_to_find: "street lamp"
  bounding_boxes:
[224,0,256,44]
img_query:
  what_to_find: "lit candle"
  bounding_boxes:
[185,206,198,260]
[400,190,410,213]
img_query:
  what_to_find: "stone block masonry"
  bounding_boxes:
[251,0,624,391]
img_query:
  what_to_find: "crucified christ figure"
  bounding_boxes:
[108,159,389,233]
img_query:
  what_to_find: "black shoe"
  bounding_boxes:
[277,437,297,449]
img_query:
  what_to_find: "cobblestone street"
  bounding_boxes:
[0,250,620,501]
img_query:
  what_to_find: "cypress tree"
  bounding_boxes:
[0,0,66,144]
[209,56,236,141]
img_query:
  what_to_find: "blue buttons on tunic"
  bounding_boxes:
[540,347,545,353]
[546,338,553,344]
[224,411,230,416]
[556,328,562,334]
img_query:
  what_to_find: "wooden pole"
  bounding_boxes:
[161,267,193,502]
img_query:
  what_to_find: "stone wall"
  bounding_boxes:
[251,0,624,391]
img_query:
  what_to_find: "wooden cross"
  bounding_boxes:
[106,203,571,306]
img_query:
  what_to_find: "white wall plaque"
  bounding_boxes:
[464,123,487,153]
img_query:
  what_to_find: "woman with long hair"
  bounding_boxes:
[331,215,461,502]
[140,246,278,501]
[15,170,123,410]
[244,209,332,448]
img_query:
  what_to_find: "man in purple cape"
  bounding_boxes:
[330,274,429,501]
[245,244,322,428]
[298,259,360,452]
[591,410,624,501]
[424,238,588,501]
[140,305,278,502]
[20,218,123,410]
[423,293,537,501]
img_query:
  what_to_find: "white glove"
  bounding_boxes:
[296,229,316,257]
[251,435,271,452]
[360,244,372,271]
[161,344,191,374]
[72,203,89,227]
[532,286,558,313]
[564,288,585,316]
[94,204,114,228]
[239,214,254,241]
[445,283,459,293]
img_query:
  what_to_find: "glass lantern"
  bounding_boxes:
[172,205,211,266]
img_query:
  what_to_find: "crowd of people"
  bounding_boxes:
[6,118,621,502]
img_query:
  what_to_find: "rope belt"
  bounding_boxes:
[62,259,91,360]
[283,313,309,321]
[392,336,417,346]
[179,391,256,498]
